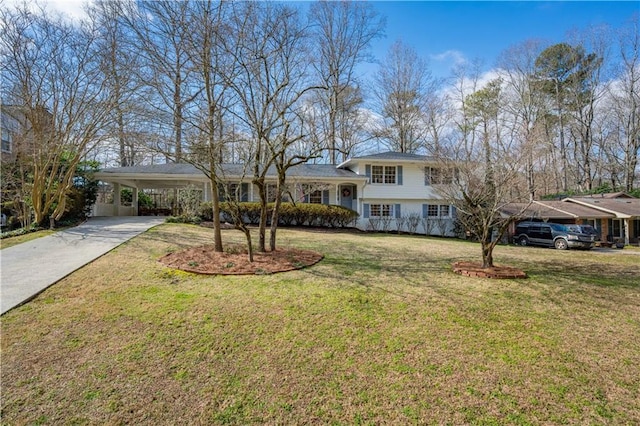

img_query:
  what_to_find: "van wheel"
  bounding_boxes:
[518,236,529,246]
[554,238,568,250]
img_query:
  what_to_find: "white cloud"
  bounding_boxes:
[5,0,89,22]
[430,50,467,67]
[45,0,88,21]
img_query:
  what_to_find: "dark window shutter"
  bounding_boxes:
[322,190,330,205]
[451,205,457,218]
[365,164,371,179]
[422,204,428,219]
[363,203,370,218]
[397,166,403,185]
[395,204,401,218]
[304,193,310,203]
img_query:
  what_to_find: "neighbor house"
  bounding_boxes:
[503,193,640,245]
[93,151,458,236]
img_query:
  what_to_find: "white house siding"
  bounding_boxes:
[356,199,456,236]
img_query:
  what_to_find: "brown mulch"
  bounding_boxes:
[159,244,323,275]
[452,261,527,279]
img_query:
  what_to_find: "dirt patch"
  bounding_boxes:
[452,261,527,279]
[159,244,323,275]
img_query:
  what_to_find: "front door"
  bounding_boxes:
[340,185,355,210]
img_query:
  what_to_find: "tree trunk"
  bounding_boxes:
[481,240,494,268]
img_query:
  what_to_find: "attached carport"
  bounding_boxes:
[93,164,209,217]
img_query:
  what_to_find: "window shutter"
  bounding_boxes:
[304,193,310,203]
[422,204,428,219]
[395,204,401,218]
[322,190,330,205]
[397,166,403,185]
[365,164,371,179]
[363,203,370,218]
[451,205,456,218]
[424,167,430,185]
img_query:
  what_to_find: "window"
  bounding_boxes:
[266,183,281,202]
[371,165,396,184]
[370,204,393,218]
[424,167,454,185]
[1,132,11,153]
[425,204,452,218]
[308,190,322,204]
[219,183,248,202]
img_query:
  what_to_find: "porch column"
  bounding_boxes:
[113,183,121,216]
[624,218,630,246]
[132,187,139,216]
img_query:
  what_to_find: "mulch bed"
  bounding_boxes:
[159,244,323,275]
[452,261,527,279]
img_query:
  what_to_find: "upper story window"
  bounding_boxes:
[424,167,453,185]
[371,165,396,184]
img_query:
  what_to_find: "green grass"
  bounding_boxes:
[1,224,639,424]
[0,228,58,249]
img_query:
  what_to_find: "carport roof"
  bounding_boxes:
[501,200,615,220]
[95,162,364,183]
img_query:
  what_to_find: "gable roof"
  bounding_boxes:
[337,151,437,169]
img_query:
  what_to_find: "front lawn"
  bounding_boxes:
[1,224,639,424]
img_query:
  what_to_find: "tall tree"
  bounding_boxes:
[309,0,384,163]
[611,15,640,192]
[435,79,532,268]
[121,0,198,162]
[534,42,600,192]
[372,40,438,153]
[0,4,112,227]
[224,2,319,252]
[498,39,547,200]
[88,0,146,167]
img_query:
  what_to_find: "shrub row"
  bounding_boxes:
[198,202,358,228]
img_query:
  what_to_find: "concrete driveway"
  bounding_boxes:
[0,216,165,315]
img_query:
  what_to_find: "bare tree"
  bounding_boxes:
[308,0,384,163]
[497,39,547,200]
[121,0,199,162]
[434,78,532,268]
[223,2,320,253]
[372,40,439,153]
[611,15,640,192]
[87,0,147,167]
[1,5,112,228]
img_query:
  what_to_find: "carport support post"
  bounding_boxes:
[113,183,121,216]
[132,187,138,216]
[624,218,630,246]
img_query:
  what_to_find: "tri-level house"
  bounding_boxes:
[93,151,458,236]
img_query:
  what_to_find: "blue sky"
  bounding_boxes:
[365,1,639,78]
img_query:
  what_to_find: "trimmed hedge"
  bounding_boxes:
[198,202,358,228]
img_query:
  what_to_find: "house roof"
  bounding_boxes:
[564,197,640,218]
[501,201,615,220]
[337,151,437,169]
[95,162,364,188]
